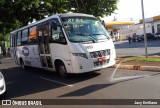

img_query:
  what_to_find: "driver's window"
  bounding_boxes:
[51,24,66,44]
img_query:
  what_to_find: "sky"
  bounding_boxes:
[102,0,160,23]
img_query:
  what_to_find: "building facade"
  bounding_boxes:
[140,15,160,34]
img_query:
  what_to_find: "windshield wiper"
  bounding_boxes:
[92,33,107,36]
[76,33,90,36]
[92,33,110,40]
[76,33,98,43]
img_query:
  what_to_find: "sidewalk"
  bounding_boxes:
[0,55,12,64]
[110,56,160,72]
[0,55,12,59]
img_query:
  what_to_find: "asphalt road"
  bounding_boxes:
[115,40,160,56]
[1,59,160,108]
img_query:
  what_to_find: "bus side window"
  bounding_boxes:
[22,29,29,45]
[51,24,66,44]
[29,26,37,44]
[13,33,17,46]
[17,31,21,46]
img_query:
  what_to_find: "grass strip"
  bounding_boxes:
[126,57,160,62]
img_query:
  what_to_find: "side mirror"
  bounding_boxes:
[52,22,57,31]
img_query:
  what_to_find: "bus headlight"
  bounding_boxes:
[72,53,88,59]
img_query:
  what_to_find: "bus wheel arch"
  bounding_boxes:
[54,59,68,78]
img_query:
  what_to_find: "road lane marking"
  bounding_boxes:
[40,77,74,87]
[109,59,151,82]
[110,75,151,82]
[109,59,126,82]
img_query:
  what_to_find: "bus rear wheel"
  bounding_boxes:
[56,62,68,78]
[20,59,27,70]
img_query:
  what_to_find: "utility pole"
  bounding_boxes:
[141,0,148,58]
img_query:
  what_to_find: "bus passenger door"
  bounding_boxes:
[37,24,53,70]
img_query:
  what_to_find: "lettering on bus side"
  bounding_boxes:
[22,47,29,56]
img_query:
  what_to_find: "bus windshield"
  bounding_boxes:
[61,17,110,43]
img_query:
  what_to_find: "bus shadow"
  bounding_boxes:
[0,67,100,99]
[59,83,114,97]
[58,73,160,97]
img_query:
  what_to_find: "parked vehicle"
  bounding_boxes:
[111,35,116,42]
[135,35,143,42]
[140,33,155,41]
[154,32,160,39]
[0,72,6,97]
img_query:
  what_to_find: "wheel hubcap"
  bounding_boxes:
[59,65,66,76]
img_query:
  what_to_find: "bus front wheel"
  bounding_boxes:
[56,62,68,78]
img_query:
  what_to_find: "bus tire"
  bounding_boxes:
[20,59,27,70]
[56,61,68,78]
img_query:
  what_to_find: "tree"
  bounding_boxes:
[0,0,118,53]
[1,0,118,26]
[0,0,71,55]
[9,0,71,25]
[70,0,118,18]
[1,0,118,28]
[0,0,23,55]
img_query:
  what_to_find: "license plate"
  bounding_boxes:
[98,57,106,62]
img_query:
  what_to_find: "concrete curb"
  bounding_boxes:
[3,58,12,60]
[110,64,160,72]
[0,57,12,60]
[140,66,160,72]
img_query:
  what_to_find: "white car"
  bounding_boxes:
[0,72,6,97]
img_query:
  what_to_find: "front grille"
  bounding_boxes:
[93,58,110,67]
[90,49,110,67]
[90,49,110,58]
